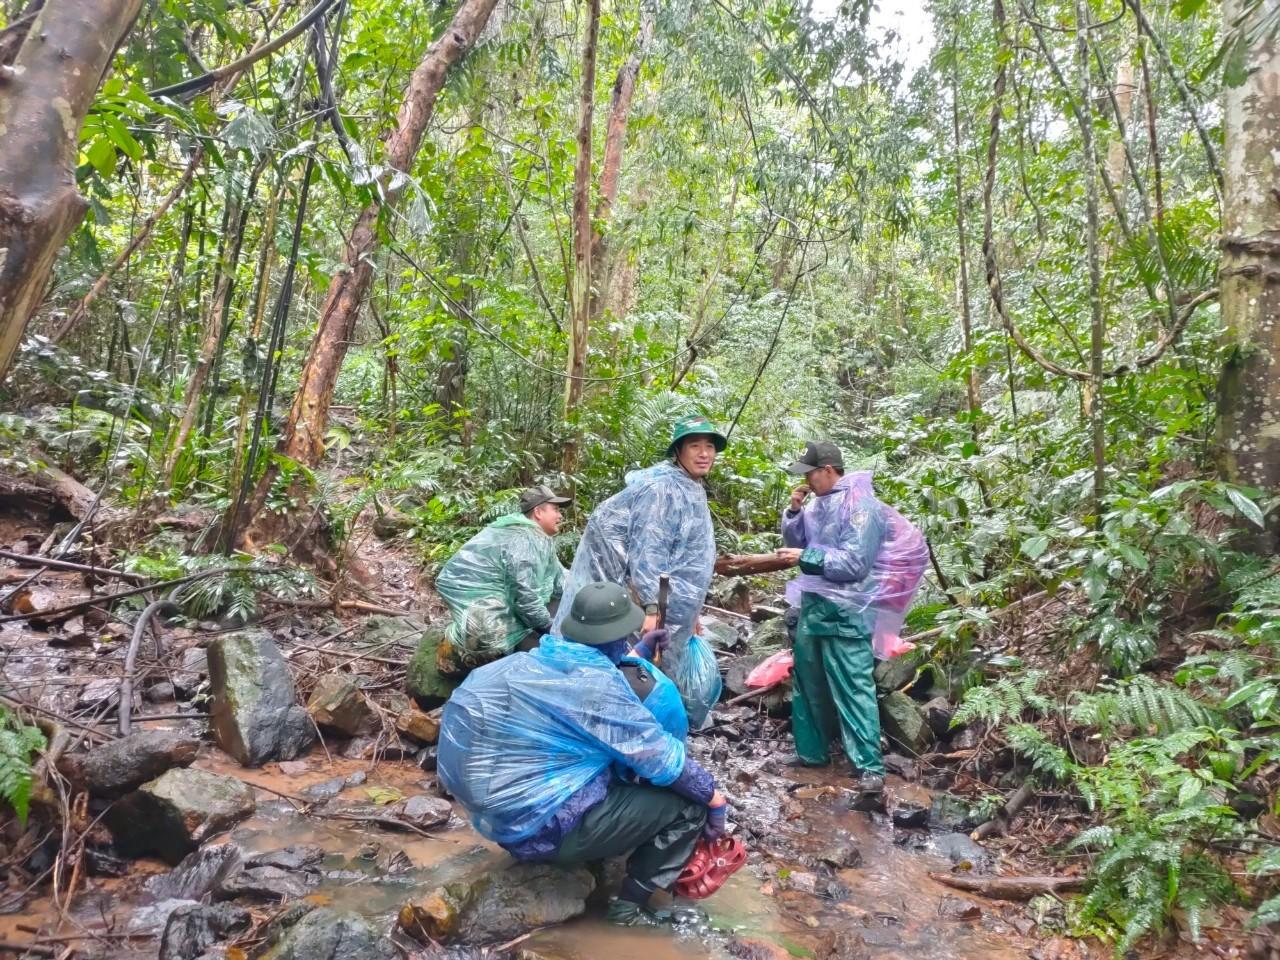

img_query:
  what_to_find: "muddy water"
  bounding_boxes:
[214,753,1038,959]
[1,749,1050,959]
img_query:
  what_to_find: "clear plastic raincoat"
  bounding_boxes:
[553,462,721,725]
[782,471,927,659]
[435,514,564,658]
[437,635,687,845]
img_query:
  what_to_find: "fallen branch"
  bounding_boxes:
[0,567,238,625]
[0,548,148,584]
[723,680,786,707]
[928,871,1083,901]
[264,596,411,616]
[713,553,794,577]
[119,596,175,736]
[971,780,1036,840]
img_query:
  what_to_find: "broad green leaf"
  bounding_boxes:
[1226,488,1266,529]
[1021,535,1050,560]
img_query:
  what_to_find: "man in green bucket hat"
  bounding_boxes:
[439,582,729,927]
[553,414,728,727]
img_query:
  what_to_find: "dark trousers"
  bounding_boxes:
[550,782,707,893]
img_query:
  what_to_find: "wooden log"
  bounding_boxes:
[928,871,1083,901]
[714,553,795,576]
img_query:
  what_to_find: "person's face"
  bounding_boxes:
[531,502,562,535]
[806,465,839,496]
[677,436,718,478]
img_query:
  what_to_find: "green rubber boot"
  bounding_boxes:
[606,898,668,928]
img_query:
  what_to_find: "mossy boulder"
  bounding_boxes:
[106,767,255,864]
[406,622,459,708]
[208,629,314,766]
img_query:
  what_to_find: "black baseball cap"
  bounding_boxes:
[786,441,844,476]
[518,485,571,513]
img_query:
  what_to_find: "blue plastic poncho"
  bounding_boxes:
[435,514,565,657]
[554,462,720,725]
[437,635,686,845]
[622,656,689,742]
[782,471,927,659]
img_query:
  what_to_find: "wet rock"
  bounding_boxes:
[335,795,451,832]
[813,835,862,869]
[246,845,326,871]
[888,799,929,829]
[302,777,346,802]
[922,697,955,739]
[930,793,980,832]
[403,621,458,708]
[146,681,177,704]
[173,646,208,698]
[128,898,199,936]
[873,656,916,694]
[395,703,441,744]
[259,905,396,960]
[84,846,130,877]
[879,690,934,756]
[68,728,201,798]
[346,770,368,786]
[278,759,310,776]
[951,724,983,751]
[341,736,416,761]
[701,616,742,651]
[747,615,789,652]
[707,577,753,616]
[307,673,374,737]
[415,745,439,772]
[78,677,121,711]
[728,938,793,960]
[373,508,414,538]
[219,864,315,901]
[399,862,595,943]
[817,930,870,960]
[107,768,256,864]
[208,629,314,766]
[147,844,244,901]
[882,753,918,781]
[939,895,982,922]
[159,903,251,960]
[930,832,992,872]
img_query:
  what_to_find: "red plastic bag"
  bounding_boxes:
[745,649,794,687]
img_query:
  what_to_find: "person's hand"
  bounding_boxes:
[632,628,670,663]
[641,612,659,633]
[704,794,729,840]
[789,484,811,511]
[775,547,803,566]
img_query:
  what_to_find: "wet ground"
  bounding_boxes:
[1,738,1088,959]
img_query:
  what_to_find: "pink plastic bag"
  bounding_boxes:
[745,649,794,687]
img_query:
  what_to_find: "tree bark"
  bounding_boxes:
[950,28,982,435]
[560,0,601,474]
[1217,0,1280,551]
[714,553,796,577]
[237,0,499,551]
[927,872,1084,901]
[0,0,144,380]
[587,8,653,323]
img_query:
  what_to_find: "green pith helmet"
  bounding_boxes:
[561,582,645,645]
[665,414,728,459]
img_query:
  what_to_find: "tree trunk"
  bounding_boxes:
[560,0,601,474]
[1218,0,1280,551]
[563,0,601,413]
[587,8,653,323]
[236,0,499,552]
[950,29,982,433]
[0,0,143,380]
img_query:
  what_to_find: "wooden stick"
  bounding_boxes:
[971,780,1036,840]
[0,549,148,584]
[722,680,786,707]
[928,871,1083,901]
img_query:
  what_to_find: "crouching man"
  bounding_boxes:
[438,582,728,927]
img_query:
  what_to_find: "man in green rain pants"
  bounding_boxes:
[775,441,892,803]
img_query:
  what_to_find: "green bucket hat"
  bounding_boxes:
[561,582,645,645]
[665,414,728,459]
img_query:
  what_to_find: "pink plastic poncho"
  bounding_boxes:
[782,471,927,659]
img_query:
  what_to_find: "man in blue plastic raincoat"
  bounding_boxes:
[439,582,728,927]
[775,441,921,803]
[553,415,726,727]
[433,485,569,672]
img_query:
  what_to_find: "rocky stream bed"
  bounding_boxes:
[0,506,1100,960]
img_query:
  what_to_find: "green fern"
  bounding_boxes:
[0,709,46,825]
[1005,723,1073,781]
[952,670,1051,727]
[1070,677,1217,737]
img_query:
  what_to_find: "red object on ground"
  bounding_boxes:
[745,649,793,687]
[673,836,748,899]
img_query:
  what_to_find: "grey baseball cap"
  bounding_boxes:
[518,485,571,513]
[786,441,845,475]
